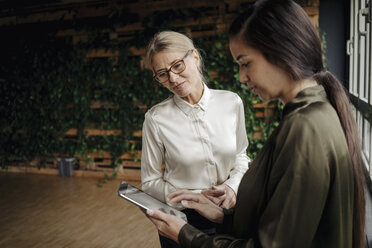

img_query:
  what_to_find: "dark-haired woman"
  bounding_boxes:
[145,0,370,247]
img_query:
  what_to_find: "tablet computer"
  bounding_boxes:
[117,181,187,222]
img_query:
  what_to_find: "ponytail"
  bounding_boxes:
[314,71,366,248]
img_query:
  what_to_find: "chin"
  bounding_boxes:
[258,95,270,102]
[174,88,190,97]
[175,91,189,98]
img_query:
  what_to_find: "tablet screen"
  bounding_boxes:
[117,181,187,222]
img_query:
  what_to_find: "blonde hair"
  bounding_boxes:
[144,31,206,83]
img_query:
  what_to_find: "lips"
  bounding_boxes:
[173,82,185,90]
[246,84,255,91]
[247,85,257,94]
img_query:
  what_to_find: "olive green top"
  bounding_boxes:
[179,85,354,248]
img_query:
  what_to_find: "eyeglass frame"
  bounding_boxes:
[153,49,194,83]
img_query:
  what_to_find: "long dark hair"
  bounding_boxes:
[229,0,367,247]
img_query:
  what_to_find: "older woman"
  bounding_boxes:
[140,31,250,247]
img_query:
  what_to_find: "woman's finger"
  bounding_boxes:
[219,194,227,201]
[220,193,236,209]
[181,199,224,224]
[205,195,223,205]
[147,209,167,220]
[203,189,226,197]
[167,189,191,199]
[147,215,163,227]
[147,213,166,231]
[181,199,201,210]
[168,193,203,204]
[221,199,234,209]
[146,209,187,242]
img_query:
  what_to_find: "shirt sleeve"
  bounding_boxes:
[179,224,257,248]
[224,95,250,194]
[255,114,332,247]
[140,111,168,203]
[216,208,235,234]
[178,114,333,247]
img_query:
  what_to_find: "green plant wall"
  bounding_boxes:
[0,9,282,168]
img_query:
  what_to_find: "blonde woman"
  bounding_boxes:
[141,31,250,247]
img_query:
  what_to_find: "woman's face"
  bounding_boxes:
[151,50,203,103]
[229,37,292,103]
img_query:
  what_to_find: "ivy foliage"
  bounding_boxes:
[0,8,282,168]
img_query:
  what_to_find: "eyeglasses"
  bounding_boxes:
[153,50,193,83]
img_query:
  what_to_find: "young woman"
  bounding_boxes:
[141,31,250,247]
[145,1,369,247]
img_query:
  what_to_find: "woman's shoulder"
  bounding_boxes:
[209,88,242,103]
[285,100,336,123]
[146,95,175,117]
[281,101,341,137]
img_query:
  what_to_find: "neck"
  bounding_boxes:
[281,78,318,104]
[182,81,204,104]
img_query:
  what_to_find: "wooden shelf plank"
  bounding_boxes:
[64,128,122,136]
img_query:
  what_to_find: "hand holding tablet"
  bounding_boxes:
[117,181,188,222]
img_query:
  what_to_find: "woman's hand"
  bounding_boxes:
[146,209,186,243]
[168,190,224,224]
[202,184,236,209]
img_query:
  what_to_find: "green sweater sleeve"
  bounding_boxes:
[179,224,256,248]
[178,207,258,247]
[216,208,235,234]
[255,114,332,247]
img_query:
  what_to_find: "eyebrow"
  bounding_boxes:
[155,68,167,73]
[236,55,244,61]
[236,54,250,62]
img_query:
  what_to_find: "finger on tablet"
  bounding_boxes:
[167,189,190,199]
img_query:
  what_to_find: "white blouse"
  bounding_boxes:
[141,84,250,208]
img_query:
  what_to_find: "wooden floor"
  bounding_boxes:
[0,172,160,248]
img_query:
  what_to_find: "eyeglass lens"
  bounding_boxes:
[155,50,192,83]
[156,61,186,82]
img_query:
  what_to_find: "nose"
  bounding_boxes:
[168,71,179,83]
[239,68,249,84]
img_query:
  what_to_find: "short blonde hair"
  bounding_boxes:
[144,31,206,83]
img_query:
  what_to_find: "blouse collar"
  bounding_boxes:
[283,85,328,117]
[173,83,211,116]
